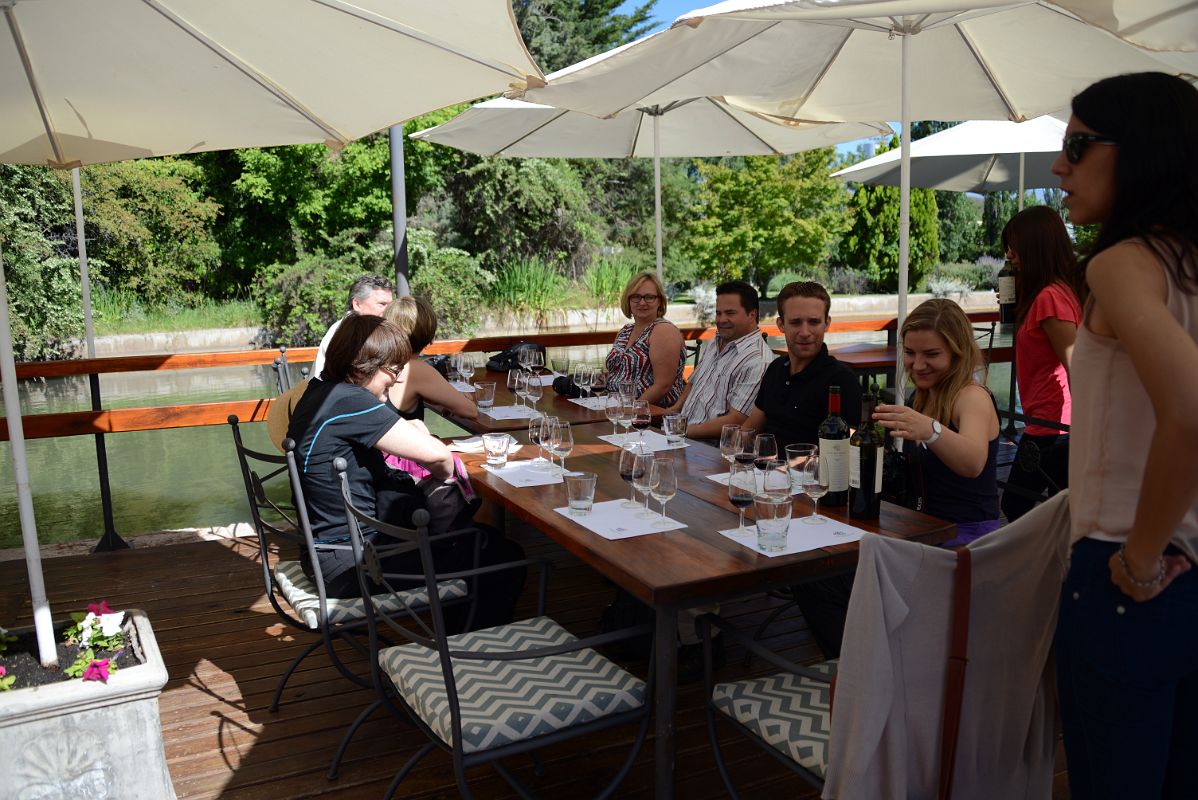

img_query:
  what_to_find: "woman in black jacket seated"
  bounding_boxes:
[286,314,524,628]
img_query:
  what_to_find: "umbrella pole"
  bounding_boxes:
[653,112,664,285]
[0,242,56,666]
[390,125,412,297]
[896,30,912,409]
[1018,151,1025,211]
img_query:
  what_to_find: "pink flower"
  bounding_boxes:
[82,659,110,683]
[0,666,6,677]
[87,600,113,616]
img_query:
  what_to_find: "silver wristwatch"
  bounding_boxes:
[924,419,943,446]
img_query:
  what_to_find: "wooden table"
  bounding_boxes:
[440,371,612,433]
[460,424,955,798]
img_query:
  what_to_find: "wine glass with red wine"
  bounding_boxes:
[728,462,756,536]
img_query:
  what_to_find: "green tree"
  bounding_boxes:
[514,0,656,73]
[936,191,982,263]
[838,138,940,291]
[683,150,848,295]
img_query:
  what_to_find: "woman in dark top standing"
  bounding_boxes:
[874,298,1001,547]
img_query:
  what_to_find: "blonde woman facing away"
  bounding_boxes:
[605,271,686,405]
[382,296,477,422]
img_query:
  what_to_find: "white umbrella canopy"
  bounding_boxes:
[832,115,1067,193]
[411,94,887,280]
[0,0,544,667]
[1,0,543,167]
[1054,0,1198,51]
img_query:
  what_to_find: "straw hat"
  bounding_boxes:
[267,378,311,453]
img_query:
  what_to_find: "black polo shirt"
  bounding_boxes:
[752,345,863,449]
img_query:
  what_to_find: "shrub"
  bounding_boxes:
[920,261,994,292]
[689,282,717,327]
[488,256,567,316]
[5,256,87,361]
[975,255,1005,285]
[582,256,639,309]
[411,247,494,337]
[926,275,973,303]
[826,266,873,295]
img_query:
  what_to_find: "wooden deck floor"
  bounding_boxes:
[0,516,1070,799]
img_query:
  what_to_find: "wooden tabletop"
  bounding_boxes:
[440,371,613,433]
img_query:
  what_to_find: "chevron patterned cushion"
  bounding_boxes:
[273,559,467,629]
[712,659,837,778]
[381,616,647,753]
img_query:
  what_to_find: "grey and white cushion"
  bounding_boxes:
[711,659,837,779]
[381,616,646,754]
[273,559,467,629]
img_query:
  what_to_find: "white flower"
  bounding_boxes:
[79,613,96,646]
[98,612,125,638]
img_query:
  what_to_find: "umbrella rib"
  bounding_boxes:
[497,108,571,156]
[313,0,539,82]
[709,98,782,155]
[144,0,352,145]
[3,6,66,165]
[781,26,854,116]
[953,23,1021,121]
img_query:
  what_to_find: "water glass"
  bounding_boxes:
[755,495,792,553]
[482,432,513,466]
[565,472,597,516]
[663,413,688,444]
[475,381,496,411]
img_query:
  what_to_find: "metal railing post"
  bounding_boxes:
[89,372,127,551]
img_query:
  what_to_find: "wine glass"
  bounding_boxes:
[517,347,533,373]
[760,459,792,500]
[575,365,592,401]
[528,415,548,467]
[525,373,544,414]
[527,349,545,377]
[604,394,623,438]
[457,353,475,386]
[801,453,829,525]
[506,367,521,403]
[649,458,677,528]
[617,398,636,442]
[785,443,817,492]
[589,367,608,398]
[719,424,741,466]
[550,421,573,475]
[731,430,756,470]
[619,443,648,508]
[630,400,651,440]
[514,370,530,410]
[754,434,778,471]
[632,452,656,519]
[727,463,756,536]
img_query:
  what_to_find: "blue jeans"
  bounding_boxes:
[1057,538,1198,799]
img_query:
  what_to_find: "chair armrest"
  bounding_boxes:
[698,613,832,684]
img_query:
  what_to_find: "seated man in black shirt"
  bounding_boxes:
[742,281,861,659]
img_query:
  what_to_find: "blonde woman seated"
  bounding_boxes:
[382,296,477,422]
[874,298,1001,547]
[605,271,686,405]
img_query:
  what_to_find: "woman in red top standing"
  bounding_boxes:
[999,205,1083,522]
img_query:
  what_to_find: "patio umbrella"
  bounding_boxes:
[831,115,1067,198]
[517,0,1195,395]
[410,94,889,282]
[0,0,543,665]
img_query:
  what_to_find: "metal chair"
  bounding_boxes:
[335,459,654,800]
[226,416,472,779]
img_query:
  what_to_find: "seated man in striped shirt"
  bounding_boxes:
[661,280,772,440]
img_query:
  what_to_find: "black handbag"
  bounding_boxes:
[552,375,582,398]
[486,341,546,373]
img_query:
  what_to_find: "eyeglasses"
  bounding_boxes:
[379,364,402,379]
[628,293,660,304]
[1062,132,1118,164]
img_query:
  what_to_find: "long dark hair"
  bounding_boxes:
[1072,72,1198,297]
[1001,206,1081,326]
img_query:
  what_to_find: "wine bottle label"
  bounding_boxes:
[849,446,884,492]
[820,437,849,492]
[998,275,1016,304]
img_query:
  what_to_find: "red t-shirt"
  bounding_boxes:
[1016,283,1082,435]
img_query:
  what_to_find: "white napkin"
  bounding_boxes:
[482,405,538,420]
[568,396,609,410]
[449,380,476,393]
[597,430,689,452]
[552,499,686,539]
[706,471,804,496]
[529,372,562,387]
[717,518,867,557]
[481,460,564,487]
[448,436,522,455]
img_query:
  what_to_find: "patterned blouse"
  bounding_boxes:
[605,317,686,406]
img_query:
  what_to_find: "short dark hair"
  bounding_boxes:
[715,280,759,316]
[347,275,395,312]
[775,281,831,320]
[321,315,411,386]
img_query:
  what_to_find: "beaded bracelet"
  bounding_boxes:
[1117,543,1165,589]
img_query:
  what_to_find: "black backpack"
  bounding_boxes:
[486,341,546,372]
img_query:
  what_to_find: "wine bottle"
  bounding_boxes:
[818,385,850,507]
[849,390,883,520]
[997,260,1017,325]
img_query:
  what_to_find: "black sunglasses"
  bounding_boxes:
[1062,132,1118,164]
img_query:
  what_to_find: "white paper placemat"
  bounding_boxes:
[706,471,803,496]
[482,405,538,420]
[449,380,476,393]
[552,499,686,540]
[481,460,563,487]
[448,436,523,455]
[568,396,608,410]
[529,372,562,387]
[717,517,867,557]
[597,430,689,452]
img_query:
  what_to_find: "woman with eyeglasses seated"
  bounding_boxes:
[381,295,477,422]
[1051,72,1198,800]
[286,315,525,628]
[605,271,686,405]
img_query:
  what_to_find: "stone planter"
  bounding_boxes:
[0,609,175,800]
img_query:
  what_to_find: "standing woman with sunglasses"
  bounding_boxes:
[606,271,687,406]
[1052,72,1198,800]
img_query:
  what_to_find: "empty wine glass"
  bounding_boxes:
[551,421,573,475]
[619,442,648,508]
[514,370,530,410]
[604,394,623,438]
[760,459,792,500]
[506,367,520,401]
[719,424,741,466]
[617,398,636,442]
[525,373,544,414]
[457,353,475,386]
[649,458,677,528]
[632,452,656,519]
[727,462,756,536]
[528,415,549,468]
[785,443,817,492]
[801,453,829,525]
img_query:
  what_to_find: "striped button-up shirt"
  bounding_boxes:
[680,328,773,426]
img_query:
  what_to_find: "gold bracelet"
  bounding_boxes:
[1117,543,1165,588]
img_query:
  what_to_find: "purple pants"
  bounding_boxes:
[942,518,1002,548]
